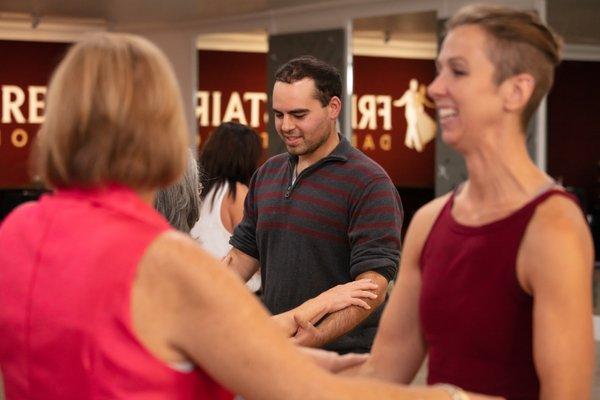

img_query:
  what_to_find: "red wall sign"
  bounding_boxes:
[197,50,269,163]
[2,44,595,216]
[353,56,436,188]
[0,40,69,188]
[1,46,434,189]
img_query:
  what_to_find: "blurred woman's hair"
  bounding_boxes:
[155,149,201,233]
[447,4,562,127]
[199,122,261,209]
[36,33,188,190]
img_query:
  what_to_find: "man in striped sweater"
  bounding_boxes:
[227,56,403,354]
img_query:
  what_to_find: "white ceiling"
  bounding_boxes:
[0,0,598,45]
[0,0,328,25]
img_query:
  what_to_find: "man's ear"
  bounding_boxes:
[328,96,342,119]
[503,73,535,113]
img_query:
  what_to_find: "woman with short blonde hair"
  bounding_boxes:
[352,4,594,400]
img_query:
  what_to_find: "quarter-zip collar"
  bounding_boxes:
[285,134,350,198]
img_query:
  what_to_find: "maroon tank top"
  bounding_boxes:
[419,188,577,400]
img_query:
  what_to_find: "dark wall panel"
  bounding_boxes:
[548,59,600,213]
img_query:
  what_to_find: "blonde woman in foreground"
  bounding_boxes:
[342,4,594,400]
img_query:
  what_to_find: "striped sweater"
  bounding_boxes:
[231,136,403,353]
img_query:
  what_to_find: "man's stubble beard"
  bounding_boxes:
[285,128,332,157]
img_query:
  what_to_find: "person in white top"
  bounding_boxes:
[191,122,263,291]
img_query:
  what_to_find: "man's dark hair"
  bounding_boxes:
[199,122,262,210]
[274,55,342,106]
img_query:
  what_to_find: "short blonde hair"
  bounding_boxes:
[37,33,188,190]
[447,4,562,127]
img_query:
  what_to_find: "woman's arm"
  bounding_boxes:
[518,195,595,400]
[349,195,449,383]
[132,233,325,399]
[221,182,248,233]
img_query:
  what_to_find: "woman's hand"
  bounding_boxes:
[297,279,379,325]
[318,279,379,314]
[274,279,379,338]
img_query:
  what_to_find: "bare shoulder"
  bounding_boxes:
[222,182,248,204]
[401,193,452,264]
[234,182,249,199]
[414,193,451,221]
[520,193,594,291]
[408,192,452,240]
[526,193,592,252]
[139,230,225,293]
[144,230,212,267]
[222,182,249,229]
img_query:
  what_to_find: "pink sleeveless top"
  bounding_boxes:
[419,188,577,400]
[0,186,232,400]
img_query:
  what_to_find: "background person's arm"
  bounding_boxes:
[221,182,249,234]
[226,174,262,282]
[222,246,259,282]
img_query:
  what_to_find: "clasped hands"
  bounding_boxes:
[290,278,378,343]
